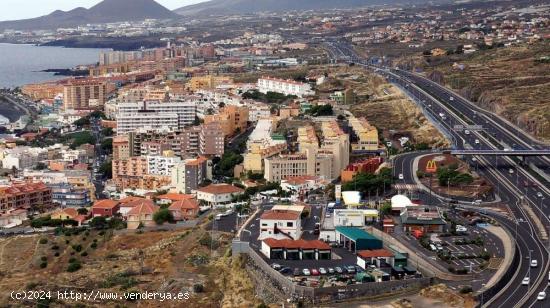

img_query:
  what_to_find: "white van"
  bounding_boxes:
[429,244,437,251]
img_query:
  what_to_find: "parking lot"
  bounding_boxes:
[395,208,504,275]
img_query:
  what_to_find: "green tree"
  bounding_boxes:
[153,209,174,225]
[99,161,112,179]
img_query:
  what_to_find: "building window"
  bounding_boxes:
[286,222,293,227]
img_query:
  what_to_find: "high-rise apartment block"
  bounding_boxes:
[63,79,110,110]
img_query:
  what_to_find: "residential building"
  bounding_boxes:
[259,210,302,240]
[116,101,196,134]
[168,199,199,221]
[146,151,181,176]
[171,156,210,194]
[341,157,384,183]
[204,105,248,137]
[127,201,159,229]
[188,75,234,91]
[63,79,110,110]
[349,116,379,151]
[195,184,244,206]
[263,151,332,182]
[257,77,313,97]
[91,199,120,217]
[1,146,48,170]
[280,176,326,193]
[0,182,52,212]
[50,183,91,208]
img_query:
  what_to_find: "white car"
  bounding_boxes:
[456,225,468,233]
[509,168,514,174]
[450,97,454,101]
[531,260,538,268]
[464,130,470,135]
[537,192,544,198]
[475,139,480,144]
[522,277,530,285]
[302,268,311,276]
[398,173,404,180]
[537,291,546,301]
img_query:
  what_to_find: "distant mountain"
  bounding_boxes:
[175,0,435,16]
[0,0,178,30]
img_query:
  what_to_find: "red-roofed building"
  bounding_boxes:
[259,210,302,240]
[357,249,395,269]
[119,198,154,219]
[261,238,332,260]
[157,193,194,204]
[91,199,120,217]
[127,201,159,229]
[168,199,199,221]
[196,184,244,207]
[0,182,52,212]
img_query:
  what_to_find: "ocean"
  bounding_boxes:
[0,43,108,88]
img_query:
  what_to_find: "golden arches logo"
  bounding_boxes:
[426,160,437,173]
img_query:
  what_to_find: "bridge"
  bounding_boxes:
[445,150,550,156]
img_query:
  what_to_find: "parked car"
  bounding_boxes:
[319,267,327,275]
[279,267,292,275]
[327,267,335,274]
[398,173,404,180]
[346,265,356,273]
[311,268,320,276]
[293,268,301,276]
[271,263,282,270]
[335,266,343,274]
[302,268,311,276]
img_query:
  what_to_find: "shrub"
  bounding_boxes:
[153,209,174,225]
[90,242,97,249]
[193,283,204,293]
[54,252,60,257]
[40,256,47,262]
[51,245,59,250]
[81,251,88,257]
[68,257,77,263]
[40,262,47,269]
[67,262,81,272]
[71,244,83,252]
[39,238,48,244]
[65,240,70,244]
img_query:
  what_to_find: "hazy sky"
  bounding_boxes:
[0,0,207,21]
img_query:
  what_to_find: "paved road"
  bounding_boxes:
[324,41,550,307]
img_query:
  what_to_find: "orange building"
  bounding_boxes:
[204,105,248,137]
[0,182,52,211]
[22,82,64,100]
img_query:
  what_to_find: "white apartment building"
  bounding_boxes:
[259,210,302,240]
[196,184,244,206]
[116,101,196,134]
[1,147,48,170]
[116,112,179,134]
[257,77,314,97]
[146,154,181,176]
[247,102,271,122]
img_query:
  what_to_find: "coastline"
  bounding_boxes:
[0,95,26,123]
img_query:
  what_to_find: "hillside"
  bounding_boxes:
[175,0,432,16]
[0,0,178,30]
[422,41,550,142]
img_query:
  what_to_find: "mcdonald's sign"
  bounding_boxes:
[426,160,437,173]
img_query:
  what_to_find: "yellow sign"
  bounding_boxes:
[426,160,437,173]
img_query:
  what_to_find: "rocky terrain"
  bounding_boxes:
[422,41,550,143]
[0,221,259,307]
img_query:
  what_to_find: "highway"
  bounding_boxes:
[324,41,550,307]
